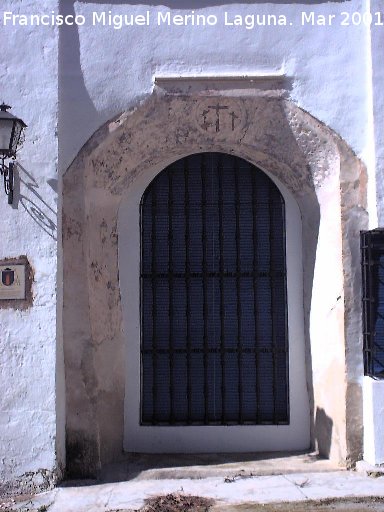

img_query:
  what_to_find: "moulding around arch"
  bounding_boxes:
[75,90,347,200]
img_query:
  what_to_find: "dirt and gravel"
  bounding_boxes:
[214,496,384,511]
[2,492,384,512]
[108,494,384,512]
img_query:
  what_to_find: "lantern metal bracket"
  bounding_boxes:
[1,157,14,205]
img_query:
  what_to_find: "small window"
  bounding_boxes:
[361,229,384,378]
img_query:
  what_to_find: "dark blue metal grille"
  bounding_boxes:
[141,153,289,425]
[361,229,384,378]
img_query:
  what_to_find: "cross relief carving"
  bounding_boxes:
[195,98,245,135]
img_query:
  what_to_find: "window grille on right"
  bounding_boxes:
[361,229,384,378]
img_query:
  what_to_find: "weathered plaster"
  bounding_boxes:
[0,0,61,494]
[63,85,367,476]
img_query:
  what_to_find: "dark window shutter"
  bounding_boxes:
[361,229,384,378]
[141,153,289,425]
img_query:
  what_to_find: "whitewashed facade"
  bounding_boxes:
[1,0,384,494]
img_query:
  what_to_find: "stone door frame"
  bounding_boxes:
[119,151,310,453]
[63,84,367,476]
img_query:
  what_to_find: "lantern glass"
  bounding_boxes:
[10,121,23,155]
[0,105,26,158]
[0,118,14,156]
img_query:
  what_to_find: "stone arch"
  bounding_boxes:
[62,89,367,477]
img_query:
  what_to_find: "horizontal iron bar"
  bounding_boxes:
[141,420,290,426]
[141,271,286,278]
[147,200,274,207]
[142,347,287,354]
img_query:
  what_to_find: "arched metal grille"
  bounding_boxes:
[140,153,289,425]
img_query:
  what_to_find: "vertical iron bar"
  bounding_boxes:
[218,154,226,424]
[140,198,144,423]
[168,170,174,424]
[361,233,366,374]
[368,232,375,376]
[211,155,217,421]
[366,232,374,376]
[234,157,243,423]
[364,232,371,375]
[201,154,209,423]
[151,185,157,425]
[280,195,289,422]
[361,232,368,374]
[268,183,278,423]
[251,168,261,423]
[184,158,192,423]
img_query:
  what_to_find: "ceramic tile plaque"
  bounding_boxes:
[0,264,26,300]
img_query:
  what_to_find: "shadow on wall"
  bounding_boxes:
[59,1,100,171]
[12,163,57,240]
[59,0,340,170]
[315,407,333,459]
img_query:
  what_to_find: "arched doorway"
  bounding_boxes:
[140,153,289,426]
[63,91,366,475]
[121,152,310,452]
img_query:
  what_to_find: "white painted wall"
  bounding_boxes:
[59,0,371,172]
[0,0,61,491]
[370,0,384,225]
[363,0,384,467]
[1,0,384,487]
[363,377,384,465]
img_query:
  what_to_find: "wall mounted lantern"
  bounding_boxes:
[0,103,27,205]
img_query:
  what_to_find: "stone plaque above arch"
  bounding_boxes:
[63,84,367,477]
[153,73,291,98]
